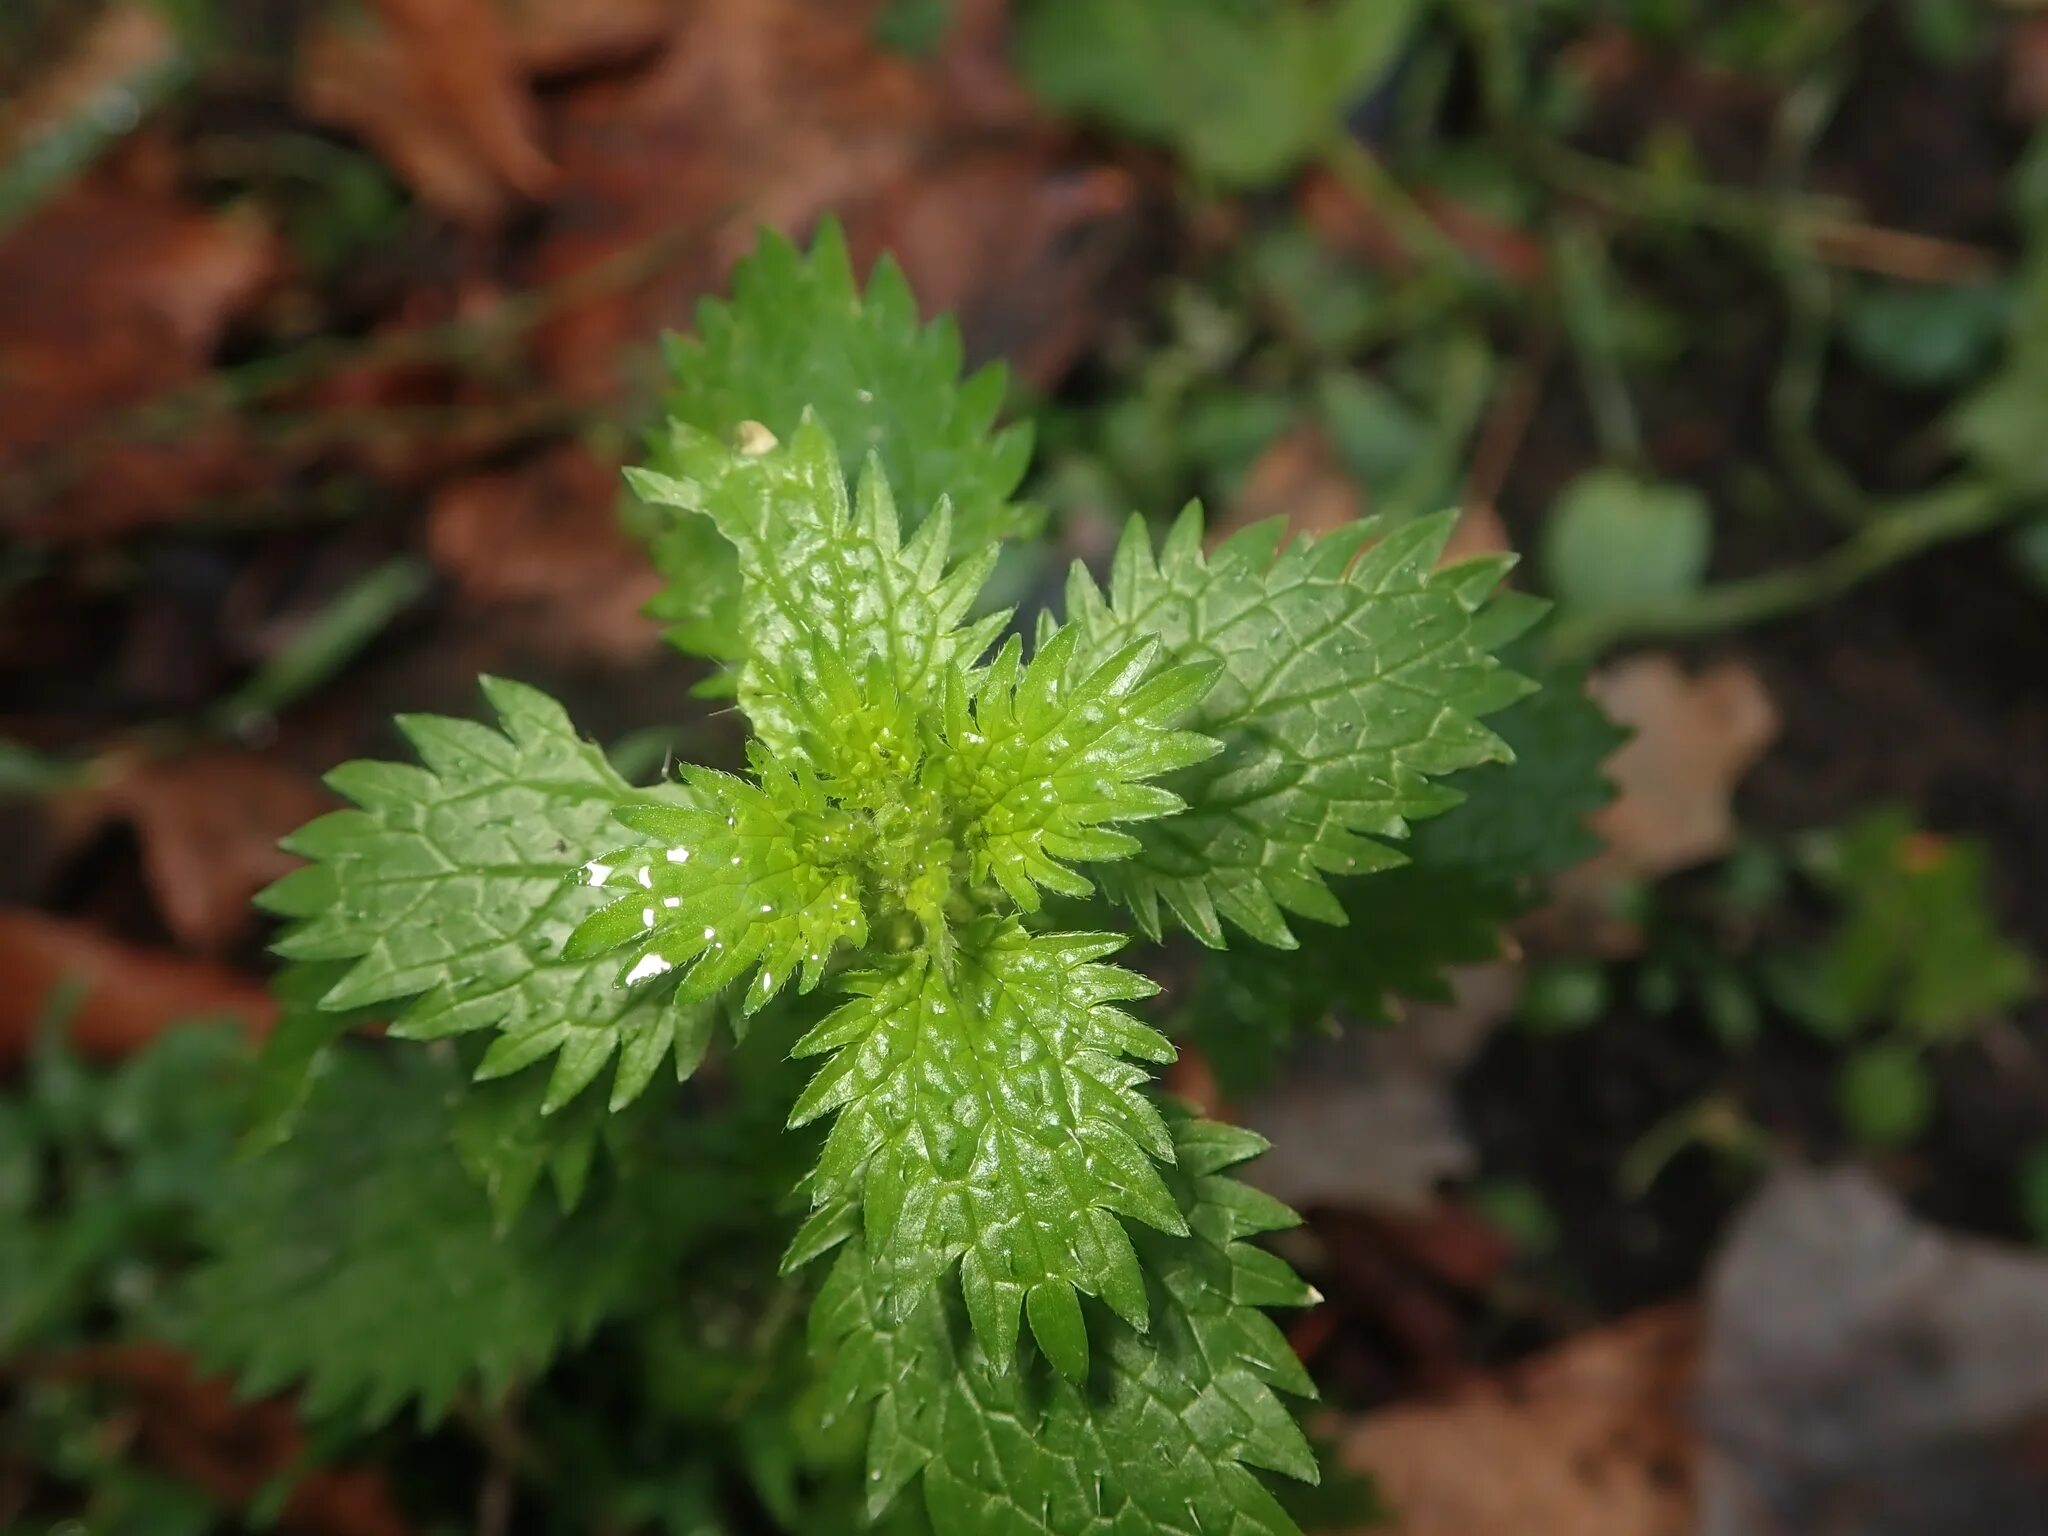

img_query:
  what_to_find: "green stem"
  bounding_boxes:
[1525,138,1996,283]
[1547,479,2021,659]
[1551,219,1643,467]
[1316,133,1474,276]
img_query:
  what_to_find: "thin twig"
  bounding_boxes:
[3,213,719,523]
[1529,139,2000,284]
[1463,335,1551,517]
[1318,133,1477,276]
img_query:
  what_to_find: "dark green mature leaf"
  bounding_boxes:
[240,960,376,1157]
[811,1112,1317,1534]
[2,1023,250,1352]
[646,221,1036,663]
[786,920,1182,1382]
[179,1047,680,1427]
[258,677,713,1116]
[1064,509,1533,949]
[1186,654,1622,1086]
[628,417,1006,766]
[1016,0,1421,187]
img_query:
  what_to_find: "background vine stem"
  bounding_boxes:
[1545,479,2026,659]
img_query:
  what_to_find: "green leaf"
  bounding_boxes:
[646,221,1036,662]
[1541,469,1711,618]
[941,626,1219,911]
[1184,652,1620,1087]
[239,960,378,1157]
[564,762,869,1015]
[2019,1143,2048,1246]
[1843,279,2006,390]
[628,416,1007,766]
[179,1046,679,1427]
[1837,1044,1934,1148]
[450,1062,611,1232]
[1064,508,1534,948]
[258,676,712,1114]
[810,1111,1318,1533]
[1789,809,2035,1041]
[1016,0,1422,187]
[786,919,1183,1380]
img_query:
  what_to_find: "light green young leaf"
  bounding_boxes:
[785,919,1183,1382]
[627,417,1006,767]
[647,221,1036,664]
[1064,509,1533,948]
[563,760,868,1015]
[936,625,1220,911]
[1541,469,1712,618]
[257,677,711,1115]
[811,1112,1318,1534]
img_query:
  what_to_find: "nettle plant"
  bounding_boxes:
[203,226,1611,1534]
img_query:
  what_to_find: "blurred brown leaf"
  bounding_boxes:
[0,910,275,1068]
[427,442,662,660]
[1212,424,1361,546]
[503,0,673,79]
[1242,964,1523,1214]
[58,751,333,953]
[44,1344,408,1536]
[299,0,555,227]
[531,0,1146,401]
[1531,655,1777,957]
[0,185,277,538]
[529,0,943,400]
[1301,165,1546,285]
[0,5,176,167]
[1304,1200,1518,1392]
[1588,655,1778,879]
[845,152,1145,387]
[1335,1303,1699,1536]
[2010,18,2048,123]
[1439,502,1513,566]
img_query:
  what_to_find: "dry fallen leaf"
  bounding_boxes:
[2008,17,2048,124]
[529,0,1146,401]
[1211,424,1361,547]
[1242,963,1523,1213]
[58,751,333,953]
[44,1344,408,1536]
[503,0,674,78]
[1439,501,1512,566]
[843,151,1146,388]
[0,909,275,1067]
[1588,655,1779,878]
[0,184,277,537]
[298,0,554,227]
[1336,1303,1699,1536]
[0,5,177,169]
[1531,654,1777,956]
[427,442,663,660]
[1300,164,1546,285]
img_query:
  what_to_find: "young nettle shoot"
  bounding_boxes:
[223,226,1569,1536]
